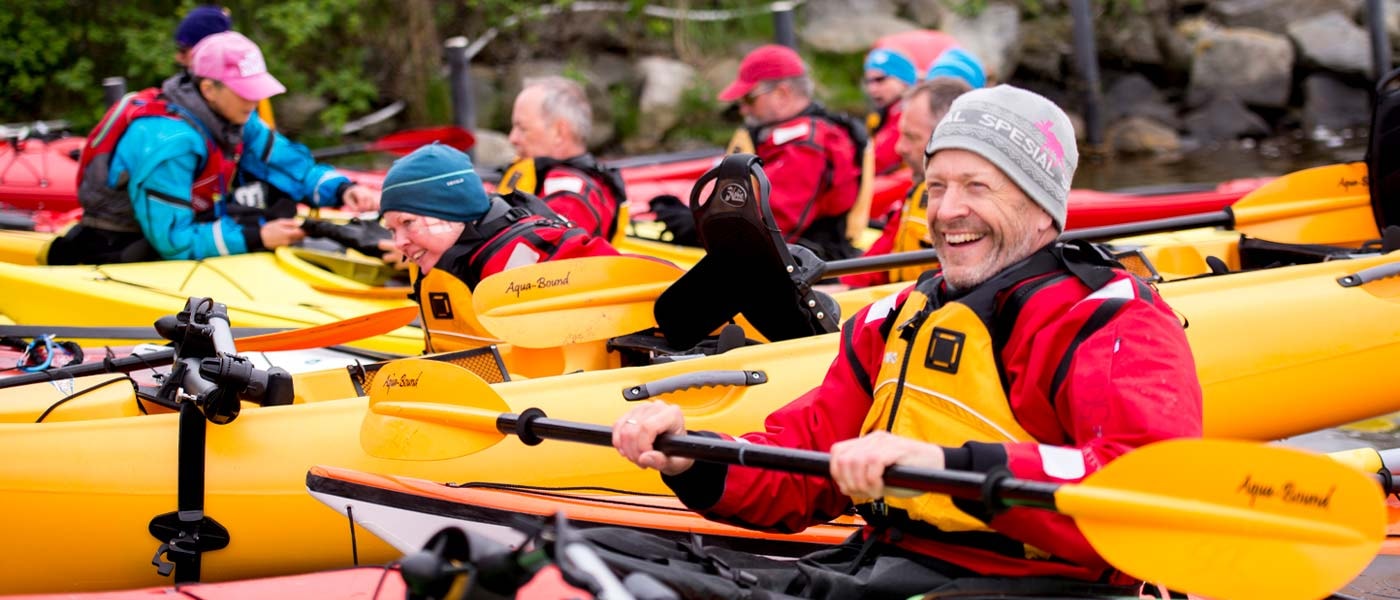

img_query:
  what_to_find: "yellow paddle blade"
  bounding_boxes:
[1061,439,1385,600]
[845,142,876,242]
[360,358,510,461]
[471,256,684,348]
[235,305,418,352]
[726,127,755,155]
[1232,161,1375,245]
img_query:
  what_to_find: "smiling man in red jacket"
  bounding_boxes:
[608,85,1203,599]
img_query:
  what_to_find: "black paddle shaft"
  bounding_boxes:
[499,409,1060,508]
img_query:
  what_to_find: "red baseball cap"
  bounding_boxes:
[717,44,807,102]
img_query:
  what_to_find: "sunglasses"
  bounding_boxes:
[739,84,778,106]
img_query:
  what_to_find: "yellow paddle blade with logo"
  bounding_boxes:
[1231,161,1374,245]
[1062,438,1385,600]
[360,358,508,461]
[472,256,684,348]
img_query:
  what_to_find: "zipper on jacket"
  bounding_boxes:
[884,304,931,433]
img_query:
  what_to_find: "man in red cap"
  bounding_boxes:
[719,44,865,261]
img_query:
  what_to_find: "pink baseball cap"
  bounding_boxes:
[189,31,286,101]
[717,44,807,102]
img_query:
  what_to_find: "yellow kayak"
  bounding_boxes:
[3,246,1400,592]
[0,250,424,355]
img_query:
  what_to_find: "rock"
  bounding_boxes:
[699,57,741,94]
[271,93,327,137]
[800,13,919,53]
[1017,14,1073,80]
[1108,116,1182,155]
[634,57,698,151]
[802,0,899,22]
[1301,73,1372,133]
[470,130,515,171]
[935,0,1021,82]
[1288,11,1372,76]
[1187,27,1294,108]
[902,0,944,27]
[1207,0,1363,35]
[1104,74,1179,129]
[469,65,503,132]
[1102,14,1165,67]
[1183,93,1272,142]
[504,59,619,149]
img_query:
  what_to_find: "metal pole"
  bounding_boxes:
[771,1,797,49]
[1068,0,1104,149]
[1369,0,1391,83]
[444,37,475,138]
[102,76,127,108]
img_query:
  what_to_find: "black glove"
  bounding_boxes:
[648,195,699,247]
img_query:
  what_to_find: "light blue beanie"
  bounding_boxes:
[864,48,918,86]
[926,48,986,89]
[380,143,490,223]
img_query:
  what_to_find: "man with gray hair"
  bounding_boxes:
[504,75,627,242]
[606,85,1201,598]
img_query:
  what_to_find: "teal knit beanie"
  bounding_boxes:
[380,143,489,223]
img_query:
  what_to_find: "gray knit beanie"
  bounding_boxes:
[923,85,1077,230]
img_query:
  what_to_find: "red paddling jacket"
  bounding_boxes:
[663,242,1203,583]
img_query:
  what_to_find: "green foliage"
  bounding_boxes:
[0,0,378,141]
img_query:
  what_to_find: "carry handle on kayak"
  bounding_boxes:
[1337,259,1400,287]
[621,370,767,401]
[358,358,1385,600]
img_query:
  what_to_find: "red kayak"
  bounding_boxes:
[0,134,1269,234]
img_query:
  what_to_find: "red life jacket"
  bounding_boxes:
[432,190,620,290]
[76,88,239,232]
[532,155,628,242]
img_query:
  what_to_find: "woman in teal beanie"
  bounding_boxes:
[380,143,619,284]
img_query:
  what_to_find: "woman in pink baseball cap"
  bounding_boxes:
[51,31,379,265]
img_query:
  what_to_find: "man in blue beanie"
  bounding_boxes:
[863,47,920,174]
[175,5,233,66]
[926,48,987,90]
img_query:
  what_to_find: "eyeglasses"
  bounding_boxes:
[739,84,778,106]
[864,75,890,85]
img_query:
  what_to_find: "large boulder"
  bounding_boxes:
[1207,0,1363,35]
[631,57,698,153]
[1300,73,1373,133]
[934,0,1022,82]
[1104,74,1179,130]
[800,13,919,53]
[1187,27,1295,109]
[1108,116,1183,155]
[1183,93,1272,142]
[1288,11,1372,76]
[470,130,515,171]
[1017,14,1073,81]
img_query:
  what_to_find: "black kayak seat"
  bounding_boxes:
[654,154,839,350]
[1368,66,1400,233]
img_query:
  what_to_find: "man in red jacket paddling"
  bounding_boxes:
[608,85,1203,599]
